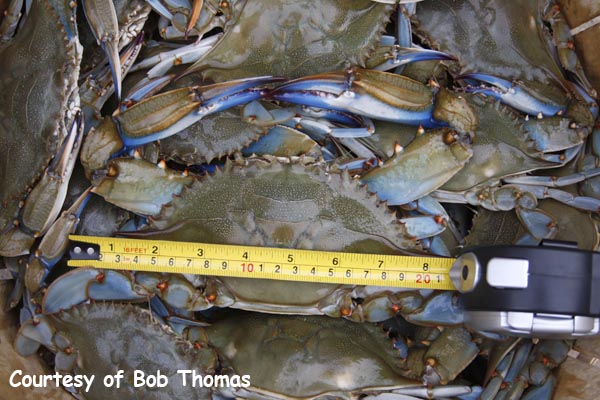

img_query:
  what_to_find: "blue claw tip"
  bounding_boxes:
[457,73,565,117]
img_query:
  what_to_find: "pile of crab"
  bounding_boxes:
[1,0,599,399]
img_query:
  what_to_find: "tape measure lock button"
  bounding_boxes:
[486,258,529,289]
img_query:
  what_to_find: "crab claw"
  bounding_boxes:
[19,112,84,237]
[145,0,174,19]
[42,269,148,314]
[371,46,457,72]
[360,128,472,205]
[185,0,204,39]
[270,69,445,128]
[25,188,92,293]
[457,73,565,117]
[81,0,122,103]
[114,76,284,147]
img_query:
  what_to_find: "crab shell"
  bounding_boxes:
[0,0,82,256]
[187,0,394,81]
[47,302,216,400]
[414,0,572,111]
[32,302,476,400]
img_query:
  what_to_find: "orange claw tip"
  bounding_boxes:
[156,281,168,292]
[391,304,402,313]
[433,215,446,225]
[205,293,217,302]
[340,307,352,316]
[184,0,203,39]
[542,356,550,366]
[95,272,106,283]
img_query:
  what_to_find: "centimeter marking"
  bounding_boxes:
[68,235,457,290]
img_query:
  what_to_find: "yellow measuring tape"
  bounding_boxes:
[68,235,456,290]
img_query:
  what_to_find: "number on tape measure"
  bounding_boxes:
[67,235,456,290]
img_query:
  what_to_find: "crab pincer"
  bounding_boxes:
[113,76,284,147]
[269,68,477,133]
[81,0,123,103]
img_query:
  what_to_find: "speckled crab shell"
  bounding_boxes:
[204,311,476,399]
[150,106,266,165]
[48,302,217,400]
[188,0,394,81]
[136,157,423,253]
[413,0,571,110]
[0,0,81,256]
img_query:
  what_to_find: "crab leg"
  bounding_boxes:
[521,185,600,211]
[129,34,220,77]
[503,167,600,187]
[145,0,174,19]
[81,0,122,103]
[81,33,144,126]
[114,76,283,147]
[545,3,597,97]
[457,73,566,117]
[124,75,174,107]
[0,0,23,41]
[370,42,457,72]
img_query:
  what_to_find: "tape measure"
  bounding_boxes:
[68,235,457,290]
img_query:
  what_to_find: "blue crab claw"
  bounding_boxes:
[361,128,472,205]
[405,291,464,325]
[19,111,84,237]
[122,75,175,108]
[569,80,599,120]
[15,316,56,356]
[81,0,122,103]
[457,73,565,117]
[42,268,148,314]
[114,76,284,147]
[269,69,445,128]
[25,188,92,293]
[145,0,174,19]
[373,46,457,72]
[150,296,210,332]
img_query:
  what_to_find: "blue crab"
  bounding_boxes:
[413,0,595,117]
[15,301,484,399]
[148,0,394,82]
[16,296,573,400]
[411,93,600,232]
[0,0,83,257]
[63,156,461,323]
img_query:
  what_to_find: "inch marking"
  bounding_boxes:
[68,235,456,290]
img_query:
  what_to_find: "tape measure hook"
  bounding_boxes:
[69,240,101,261]
[449,252,481,293]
